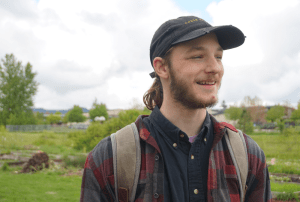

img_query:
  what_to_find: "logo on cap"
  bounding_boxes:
[185,18,204,24]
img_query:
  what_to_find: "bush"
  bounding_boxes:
[276,192,299,201]
[1,162,10,171]
[33,132,58,146]
[73,109,149,151]
[62,154,87,168]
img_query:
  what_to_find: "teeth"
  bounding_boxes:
[198,81,215,85]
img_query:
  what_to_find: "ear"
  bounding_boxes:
[153,57,169,79]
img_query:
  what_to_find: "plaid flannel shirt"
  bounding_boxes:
[80,114,272,202]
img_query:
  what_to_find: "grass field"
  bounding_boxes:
[0,171,81,202]
[249,133,300,160]
[0,128,300,201]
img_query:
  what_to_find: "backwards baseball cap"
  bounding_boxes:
[149,16,245,78]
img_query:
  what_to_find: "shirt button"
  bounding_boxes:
[154,193,159,198]
[155,154,159,161]
[204,137,207,142]
[191,155,194,160]
[173,143,177,148]
[180,134,184,138]
[194,189,199,194]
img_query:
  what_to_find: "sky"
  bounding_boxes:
[0,0,299,110]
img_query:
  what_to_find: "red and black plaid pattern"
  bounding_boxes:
[80,114,272,202]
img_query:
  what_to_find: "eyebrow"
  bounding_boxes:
[187,46,223,53]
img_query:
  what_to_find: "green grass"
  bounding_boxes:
[271,181,300,192]
[0,130,85,156]
[249,134,300,160]
[0,170,82,202]
[267,159,300,175]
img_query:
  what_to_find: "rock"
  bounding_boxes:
[21,152,49,173]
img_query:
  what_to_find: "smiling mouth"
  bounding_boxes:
[196,81,216,85]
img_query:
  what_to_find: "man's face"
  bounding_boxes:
[167,33,224,109]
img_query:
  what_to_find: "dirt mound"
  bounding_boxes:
[21,152,49,173]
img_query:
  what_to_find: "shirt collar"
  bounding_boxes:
[149,106,211,146]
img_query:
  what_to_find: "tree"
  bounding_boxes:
[35,112,46,124]
[290,103,300,121]
[89,99,108,121]
[266,105,285,122]
[0,54,38,125]
[224,106,243,121]
[247,106,267,124]
[68,105,86,123]
[46,114,62,124]
[241,96,262,107]
[238,108,253,133]
[6,110,37,125]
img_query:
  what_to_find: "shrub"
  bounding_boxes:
[73,109,149,151]
[62,154,87,168]
[33,132,57,146]
[276,192,299,201]
[1,162,10,171]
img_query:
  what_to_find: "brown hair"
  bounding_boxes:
[143,48,172,110]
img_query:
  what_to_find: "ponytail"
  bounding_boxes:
[143,48,173,110]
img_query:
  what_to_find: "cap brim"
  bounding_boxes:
[172,25,245,50]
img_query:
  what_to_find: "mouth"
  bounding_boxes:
[196,81,216,85]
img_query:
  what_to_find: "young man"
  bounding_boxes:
[80,16,272,202]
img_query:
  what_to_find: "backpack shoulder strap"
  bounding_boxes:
[224,128,248,202]
[111,123,141,202]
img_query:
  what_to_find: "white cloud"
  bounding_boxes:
[0,0,188,110]
[1,0,299,110]
[207,0,300,108]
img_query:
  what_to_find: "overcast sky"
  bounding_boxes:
[0,0,299,110]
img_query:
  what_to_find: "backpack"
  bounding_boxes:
[111,123,248,202]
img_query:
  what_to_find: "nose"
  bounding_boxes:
[204,55,223,75]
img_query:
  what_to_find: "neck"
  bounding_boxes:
[160,98,207,137]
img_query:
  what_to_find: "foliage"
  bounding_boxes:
[62,111,70,123]
[224,106,242,121]
[247,106,266,124]
[67,105,86,123]
[46,114,62,124]
[269,175,291,182]
[259,123,276,129]
[275,192,299,201]
[237,108,254,133]
[6,110,37,125]
[291,103,300,121]
[73,109,150,151]
[1,162,9,171]
[0,54,38,126]
[89,100,108,121]
[266,105,285,122]
[62,154,87,168]
[35,112,47,124]
[277,120,285,133]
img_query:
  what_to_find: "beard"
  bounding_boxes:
[169,65,219,110]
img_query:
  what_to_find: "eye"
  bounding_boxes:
[216,55,222,60]
[192,55,203,59]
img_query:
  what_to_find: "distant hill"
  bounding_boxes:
[32,107,89,114]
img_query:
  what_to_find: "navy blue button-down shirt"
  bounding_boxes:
[142,106,214,202]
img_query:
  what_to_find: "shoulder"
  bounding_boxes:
[87,136,113,172]
[243,134,266,164]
